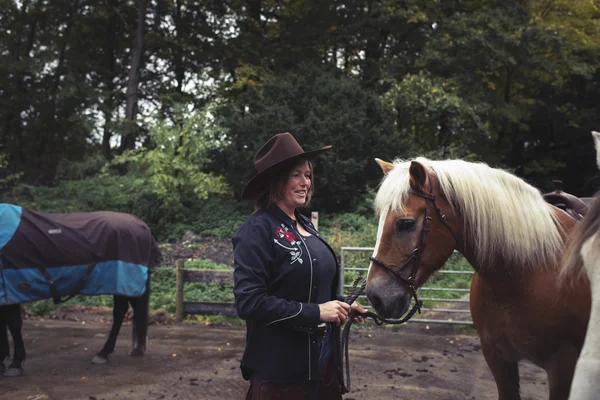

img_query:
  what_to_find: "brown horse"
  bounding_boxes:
[366,157,590,400]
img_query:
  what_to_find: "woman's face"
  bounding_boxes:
[279,160,312,211]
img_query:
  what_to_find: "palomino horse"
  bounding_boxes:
[564,131,600,400]
[366,157,590,400]
[0,204,162,376]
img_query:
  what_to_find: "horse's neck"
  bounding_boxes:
[460,207,575,285]
[463,251,515,276]
[460,245,540,299]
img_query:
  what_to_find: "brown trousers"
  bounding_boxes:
[244,356,342,400]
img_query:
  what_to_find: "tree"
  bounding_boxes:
[214,63,408,211]
[110,104,229,209]
[382,0,600,192]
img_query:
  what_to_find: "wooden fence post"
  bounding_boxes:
[311,211,319,230]
[175,259,185,322]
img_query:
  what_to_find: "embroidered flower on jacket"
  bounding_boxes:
[274,224,303,264]
[276,226,296,243]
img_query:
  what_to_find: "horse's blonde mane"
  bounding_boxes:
[374,157,565,269]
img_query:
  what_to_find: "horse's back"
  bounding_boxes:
[0,203,161,305]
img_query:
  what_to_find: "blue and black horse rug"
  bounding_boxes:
[0,203,162,305]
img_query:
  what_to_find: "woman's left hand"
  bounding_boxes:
[350,301,367,323]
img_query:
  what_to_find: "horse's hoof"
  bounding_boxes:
[129,348,145,357]
[4,367,24,377]
[91,355,108,365]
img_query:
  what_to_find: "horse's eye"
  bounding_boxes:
[396,219,416,231]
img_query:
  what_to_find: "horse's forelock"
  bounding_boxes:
[374,158,414,216]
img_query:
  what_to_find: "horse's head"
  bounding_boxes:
[366,158,459,319]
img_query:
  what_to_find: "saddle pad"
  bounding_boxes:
[0,204,162,305]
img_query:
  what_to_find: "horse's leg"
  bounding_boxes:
[481,343,521,400]
[0,307,8,373]
[5,304,25,377]
[128,279,150,357]
[91,295,129,364]
[546,346,580,400]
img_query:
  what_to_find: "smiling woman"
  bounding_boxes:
[232,132,365,400]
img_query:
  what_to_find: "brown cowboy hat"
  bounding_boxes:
[241,132,332,200]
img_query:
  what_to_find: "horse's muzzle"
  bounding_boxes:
[366,282,411,319]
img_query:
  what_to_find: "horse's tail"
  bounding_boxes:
[561,193,600,284]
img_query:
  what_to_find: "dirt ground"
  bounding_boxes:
[0,311,549,400]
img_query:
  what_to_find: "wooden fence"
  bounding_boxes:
[175,259,237,321]
[174,212,319,321]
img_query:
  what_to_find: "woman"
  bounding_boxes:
[232,132,366,400]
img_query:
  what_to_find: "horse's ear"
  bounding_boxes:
[409,161,428,192]
[592,131,600,170]
[375,158,394,175]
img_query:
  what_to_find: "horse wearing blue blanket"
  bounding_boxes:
[0,204,162,376]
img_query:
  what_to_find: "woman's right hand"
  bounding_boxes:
[318,300,351,325]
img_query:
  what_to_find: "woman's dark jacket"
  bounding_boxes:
[232,205,344,385]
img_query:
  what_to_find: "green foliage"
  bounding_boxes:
[1,106,249,241]
[182,259,231,270]
[1,0,600,199]
[148,264,236,314]
[2,173,248,242]
[385,71,486,159]
[5,174,154,214]
[0,152,23,191]
[214,63,410,212]
[152,259,235,314]
[26,299,61,316]
[185,196,251,239]
[319,212,379,257]
[3,173,175,237]
[54,154,108,182]
[392,0,600,190]
[109,106,229,208]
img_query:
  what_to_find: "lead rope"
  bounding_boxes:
[339,276,424,393]
[340,276,366,393]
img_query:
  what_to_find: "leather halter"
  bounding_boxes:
[369,177,459,321]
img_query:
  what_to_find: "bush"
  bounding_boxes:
[214,62,410,212]
[2,176,250,242]
[54,154,108,182]
[319,212,379,256]
[149,262,236,314]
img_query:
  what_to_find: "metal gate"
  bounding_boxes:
[340,247,473,326]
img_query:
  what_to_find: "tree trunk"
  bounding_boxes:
[362,1,388,90]
[102,0,118,159]
[120,0,146,152]
[495,66,513,149]
[38,0,79,169]
[5,1,37,170]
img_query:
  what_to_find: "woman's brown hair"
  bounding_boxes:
[254,159,314,211]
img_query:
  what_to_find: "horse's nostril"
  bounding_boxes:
[369,294,383,312]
